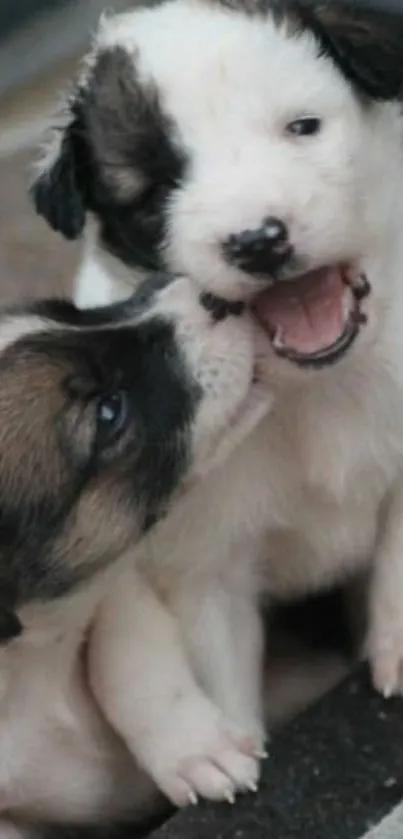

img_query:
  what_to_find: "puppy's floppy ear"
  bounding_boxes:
[299,0,403,101]
[30,101,89,241]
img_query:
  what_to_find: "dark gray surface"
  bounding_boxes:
[152,666,403,839]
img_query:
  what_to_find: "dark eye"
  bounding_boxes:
[286,117,322,137]
[96,391,128,442]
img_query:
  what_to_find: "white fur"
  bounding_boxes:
[69,0,403,808]
[74,221,135,307]
[0,572,154,826]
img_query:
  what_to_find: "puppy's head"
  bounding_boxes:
[0,274,265,631]
[31,0,403,374]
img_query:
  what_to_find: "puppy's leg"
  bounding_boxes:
[367,480,403,697]
[89,566,260,808]
[172,577,265,750]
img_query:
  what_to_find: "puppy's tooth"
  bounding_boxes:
[342,285,354,322]
[272,328,284,349]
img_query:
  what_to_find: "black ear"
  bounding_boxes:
[299,1,403,101]
[30,110,88,241]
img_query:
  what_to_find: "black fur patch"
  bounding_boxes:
[0,306,199,609]
[31,46,187,270]
[31,117,89,241]
[0,485,94,603]
[215,0,403,101]
[297,1,403,101]
[11,272,177,328]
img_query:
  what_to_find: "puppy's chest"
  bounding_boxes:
[145,391,397,592]
[255,396,399,590]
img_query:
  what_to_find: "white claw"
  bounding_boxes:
[383,685,394,700]
[225,790,236,804]
[188,789,198,806]
[246,780,258,793]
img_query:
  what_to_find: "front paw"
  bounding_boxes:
[367,620,403,698]
[136,693,264,808]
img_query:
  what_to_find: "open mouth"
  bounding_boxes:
[251,264,370,368]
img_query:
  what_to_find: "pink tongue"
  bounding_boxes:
[253,267,347,355]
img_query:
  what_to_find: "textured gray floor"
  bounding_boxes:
[152,667,403,839]
[364,804,403,839]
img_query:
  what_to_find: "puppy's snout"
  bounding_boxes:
[223,216,291,277]
[200,292,245,322]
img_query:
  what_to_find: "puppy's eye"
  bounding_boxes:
[96,391,128,442]
[286,117,322,137]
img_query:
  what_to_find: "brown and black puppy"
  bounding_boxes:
[0,273,268,838]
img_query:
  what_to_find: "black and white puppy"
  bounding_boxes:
[0,274,268,837]
[32,0,403,809]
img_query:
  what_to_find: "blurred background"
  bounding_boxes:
[0,0,133,304]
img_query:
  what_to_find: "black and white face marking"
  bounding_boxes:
[31,0,403,368]
[33,45,187,273]
[0,274,261,622]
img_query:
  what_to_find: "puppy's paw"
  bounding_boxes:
[367,620,403,698]
[137,693,262,807]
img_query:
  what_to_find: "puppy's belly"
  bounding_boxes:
[0,643,153,824]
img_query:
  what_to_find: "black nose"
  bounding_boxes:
[224,217,291,277]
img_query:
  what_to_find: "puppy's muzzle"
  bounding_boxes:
[223,216,292,278]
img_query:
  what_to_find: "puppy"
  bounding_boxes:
[31,0,403,807]
[0,274,268,836]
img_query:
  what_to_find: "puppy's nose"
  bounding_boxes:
[224,217,291,276]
